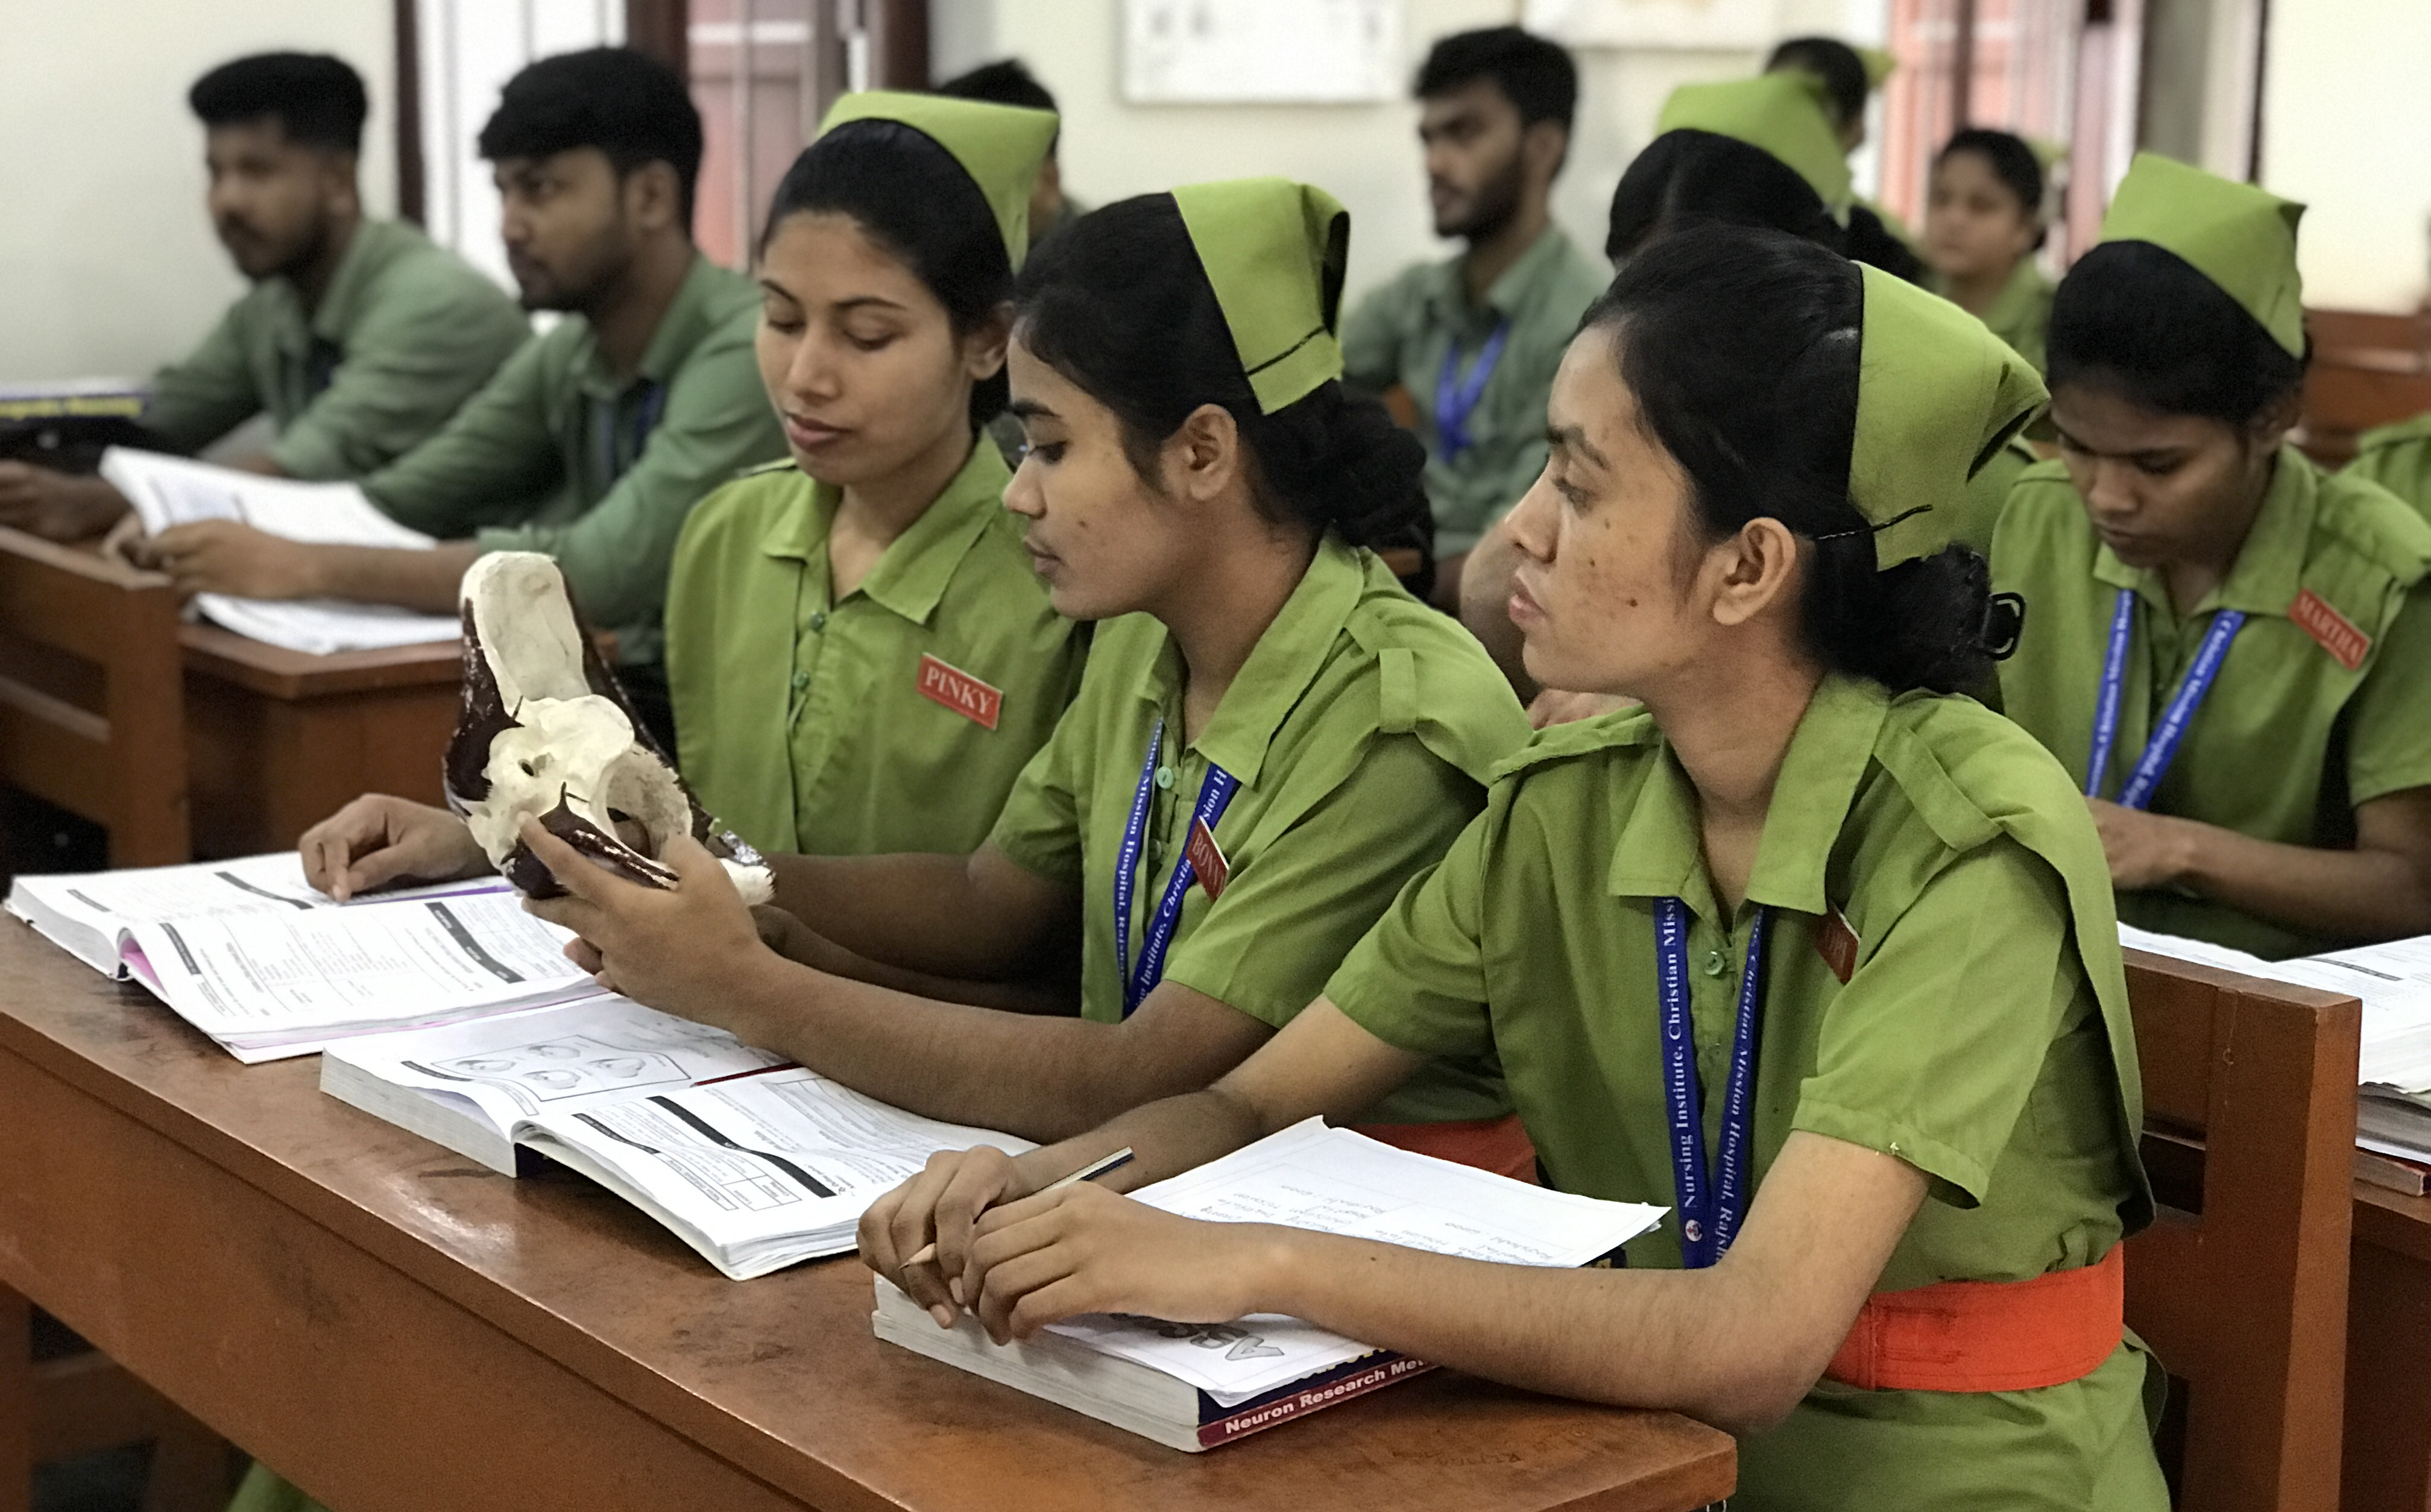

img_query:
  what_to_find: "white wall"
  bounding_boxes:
[0,0,398,384]
[2261,0,2431,313]
[939,0,1881,305]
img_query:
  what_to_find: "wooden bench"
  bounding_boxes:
[2124,949,2360,1511]
[2295,307,2431,468]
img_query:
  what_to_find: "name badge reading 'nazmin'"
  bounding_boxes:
[917,654,1003,730]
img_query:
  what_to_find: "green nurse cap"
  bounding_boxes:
[1850,263,2049,567]
[818,90,1058,269]
[1656,75,1852,213]
[2098,152,2306,358]
[1170,178,1350,414]
[1855,46,1897,90]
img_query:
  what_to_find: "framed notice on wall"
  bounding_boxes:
[1123,0,1405,104]
[1523,0,1782,50]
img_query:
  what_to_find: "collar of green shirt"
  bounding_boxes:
[1603,673,1890,919]
[1132,535,1370,787]
[570,251,735,402]
[2093,444,2313,621]
[1421,222,1580,330]
[756,439,1012,625]
[262,217,411,361]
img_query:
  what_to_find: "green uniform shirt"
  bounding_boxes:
[988,538,1531,1123]
[2345,411,2431,521]
[143,219,530,478]
[1340,227,1609,555]
[1329,675,2161,1511]
[1935,258,2055,374]
[1994,449,2431,958]
[665,443,1087,856]
[362,254,787,665]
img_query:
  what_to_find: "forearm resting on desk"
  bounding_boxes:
[764,845,1072,981]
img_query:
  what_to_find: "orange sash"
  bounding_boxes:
[1824,1245,2125,1393]
[1355,1114,1540,1183]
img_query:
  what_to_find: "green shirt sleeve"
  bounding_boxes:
[1322,801,1498,1059]
[1339,279,1406,396]
[267,277,529,480]
[471,322,777,632]
[144,303,265,453]
[988,711,1087,883]
[361,339,565,538]
[1791,839,2077,1206]
[1160,731,1484,1028]
[2344,582,2431,806]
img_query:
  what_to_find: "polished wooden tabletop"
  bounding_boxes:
[0,918,1735,1512]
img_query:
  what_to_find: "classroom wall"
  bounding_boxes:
[2260,0,2431,313]
[0,0,399,385]
[937,0,1886,306]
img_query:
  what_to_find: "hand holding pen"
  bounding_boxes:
[860,1144,1137,1326]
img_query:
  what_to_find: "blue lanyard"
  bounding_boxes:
[1433,320,1511,462]
[1112,717,1240,1017]
[1653,898,1770,1269]
[595,382,669,487]
[2084,587,2247,811]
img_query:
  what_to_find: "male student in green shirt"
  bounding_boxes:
[132,48,787,748]
[1340,26,1607,610]
[0,52,528,541]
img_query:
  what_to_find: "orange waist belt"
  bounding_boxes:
[1825,1244,2125,1394]
[1354,1114,1540,1184]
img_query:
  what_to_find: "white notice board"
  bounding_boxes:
[1523,0,1782,50]
[1123,0,1405,104]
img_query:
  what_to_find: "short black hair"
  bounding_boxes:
[1937,128,2043,216]
[936,58,1059,153]
[1414,27,1577,134]
[189,52,367,153]
[2049,239,2306,427]
[764,121,1015,426]
[478,48,704,232]
[1765,37,1870,129]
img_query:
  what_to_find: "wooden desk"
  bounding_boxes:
[0,924,1736,1512]
[2345,1186,2431,1511]
[180,628,459,858]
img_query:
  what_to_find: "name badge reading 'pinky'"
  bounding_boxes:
[2290,589,2371,671]
[1185,815,1230,901]
[916,654,1003,730]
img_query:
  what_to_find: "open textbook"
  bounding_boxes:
[117,885,594,1062]
[99,447,461,654]
[874,1119,1665,1451]
[2121,924,2431,1174]
[323,995,791,1174]
[5,851,507,978]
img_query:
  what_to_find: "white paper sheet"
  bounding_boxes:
[2121,924,2431,1087]
[99,448,463,652]
[1042,1120,1665,1403]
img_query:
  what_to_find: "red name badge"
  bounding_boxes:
[2290,588,2371,671]
[916,654,1003,730]
[1815,906,1859,984]
[1185,815,1230,901]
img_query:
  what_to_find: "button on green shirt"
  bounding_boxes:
[988,538,1531,1124]
[665,443,1088,857]
[1994,450,2431,958]
[144,219,530,479]
[2345,411,2431,521]
[1340,227,1609,555]
[1329,675,2160,1510]
[362,254,787,666]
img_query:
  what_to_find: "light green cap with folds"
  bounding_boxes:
[1850,263,2049,567]
[1855,46,1897,90]
[1170,177,1351,414]
[818,90,1058,269]
[2098,152,2306,357]
[1656,75,1852,213]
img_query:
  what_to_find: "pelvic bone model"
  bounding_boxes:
[444,552,773,904]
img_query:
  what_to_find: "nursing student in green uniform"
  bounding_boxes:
[1924,128,2055,373]
[302,93,1084,906]
[133,48,786,748]
[1339,27,1608,607]
[863,224,2164,1511]
[1993,153,2431,960]
[1764,36,1928,283]
[516,180,1536,1171]
[0,52,527,541]
[2346,411,2431,520]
